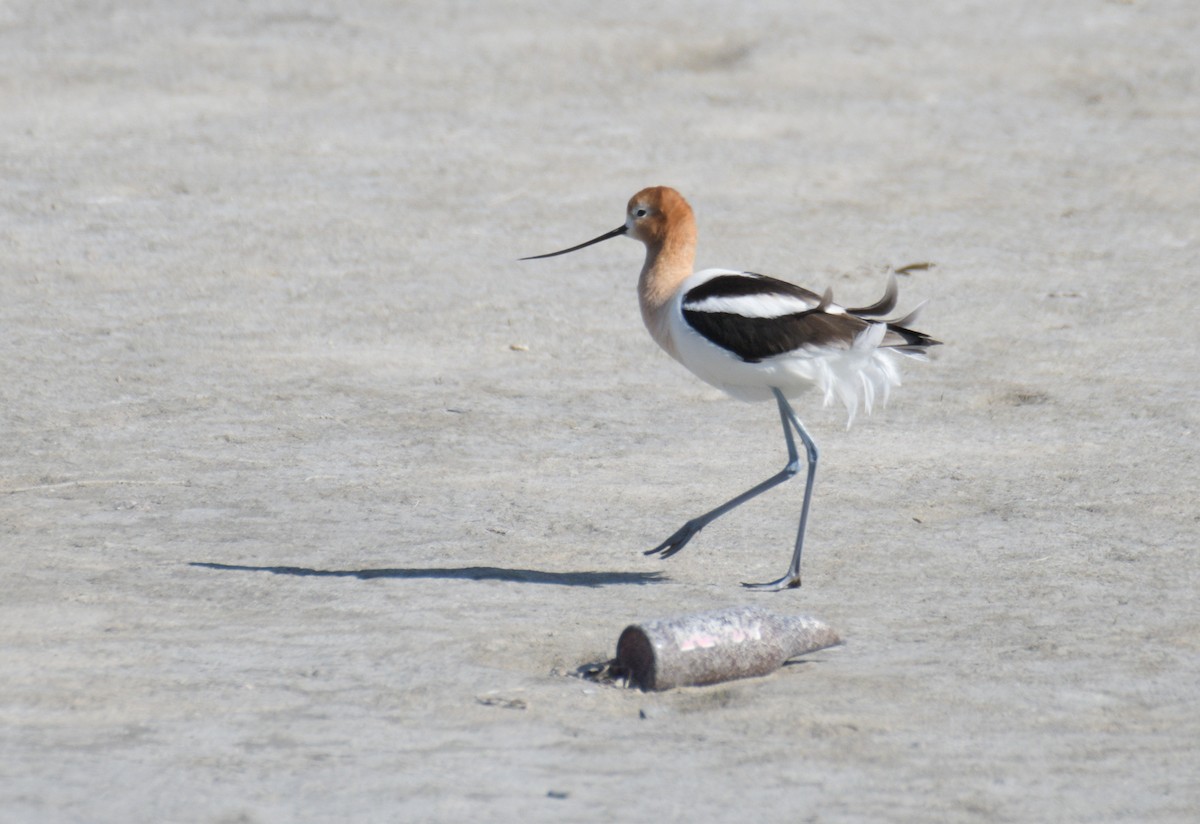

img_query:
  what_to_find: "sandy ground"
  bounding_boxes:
[2,1,1198,821]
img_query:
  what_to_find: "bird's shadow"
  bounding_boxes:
[190,562,665,588]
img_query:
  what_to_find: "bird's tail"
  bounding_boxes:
[817,323,898,427]
[848,274,942,358]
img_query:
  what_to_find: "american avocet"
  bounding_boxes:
[522,187,939,591]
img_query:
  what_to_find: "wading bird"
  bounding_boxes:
[522,187,939,590]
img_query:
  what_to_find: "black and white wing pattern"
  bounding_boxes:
[681,272,937,363]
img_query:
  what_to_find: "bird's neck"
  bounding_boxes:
[637,229,696,358]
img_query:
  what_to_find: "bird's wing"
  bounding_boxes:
[681,273,869,363]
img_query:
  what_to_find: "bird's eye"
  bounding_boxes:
[634,207,648,218]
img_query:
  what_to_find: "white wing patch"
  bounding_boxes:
[684,292,820,319]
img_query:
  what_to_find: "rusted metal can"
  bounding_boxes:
[615,606,841,690]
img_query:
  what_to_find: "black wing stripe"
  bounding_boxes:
[683,273,823,305]
[683,309,868,363]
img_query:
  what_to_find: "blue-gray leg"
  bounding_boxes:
[742,389,818,591]
[645,388,817,591]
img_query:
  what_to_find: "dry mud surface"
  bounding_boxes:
[2,2,1198,822]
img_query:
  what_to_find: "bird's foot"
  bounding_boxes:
[741,573,802,592]
[645,520,704,559]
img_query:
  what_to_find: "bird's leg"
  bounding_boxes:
[742,390,818,591]
[646,389,802,561]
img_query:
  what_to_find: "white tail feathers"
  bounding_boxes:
[813,323,908,428]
